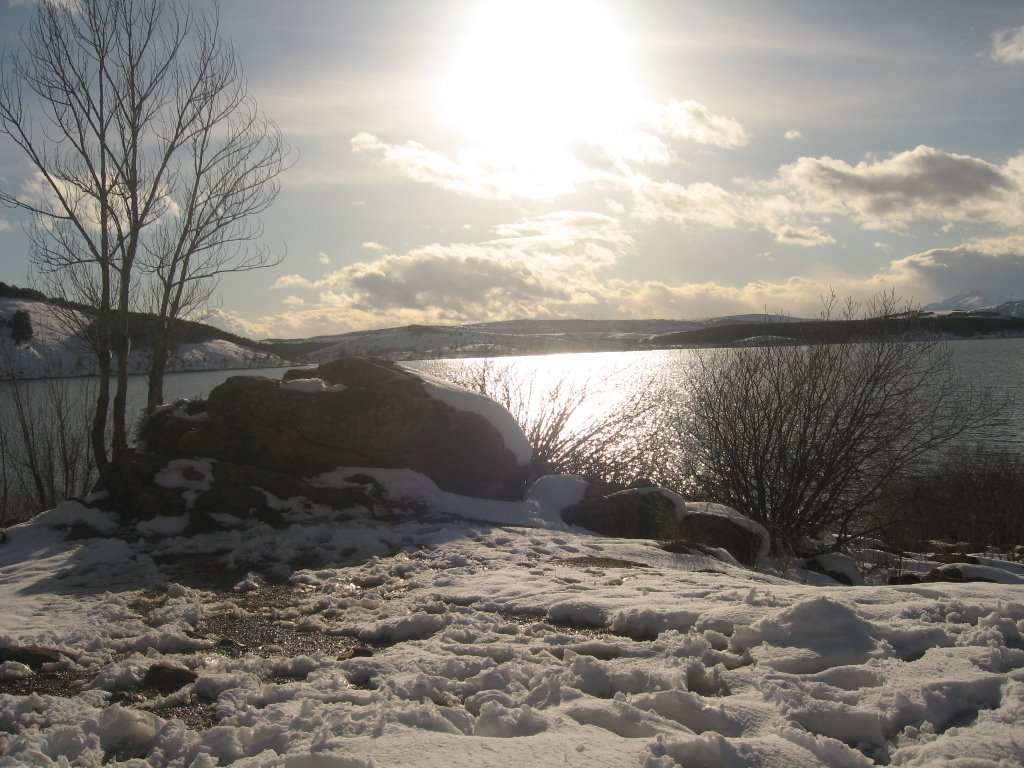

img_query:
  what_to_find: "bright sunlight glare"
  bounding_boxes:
[441,0,641,188]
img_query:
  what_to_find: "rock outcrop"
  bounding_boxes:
[561,487,686,539]
[562,490,769,567]
[677,503,769,567]
[111,357,531,525]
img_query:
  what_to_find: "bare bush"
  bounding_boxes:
[875,445,1024,554]
[429,359,671,486]
[0,373,96,526]
[673,293,1004,549]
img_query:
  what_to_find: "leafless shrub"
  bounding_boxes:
[672,293,1004,548]
[875,445,1024,554]
[0,360,96,525]
[432,359,671,486]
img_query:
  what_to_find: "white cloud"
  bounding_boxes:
[774,145,1023,231]
[351,132,583,200]
[271,274,316,290]
[0,218,10,232]
[318,251,332,265]
[886,238,1024,302]
[281,295,305,307]
[771,224,835,247]
[990,26,1024,63]
[362,242,385,252]
[784,129,803,141]
[632,178,746,230]
[231,231,1024,337]
[653,100,749,149]
[264,211,634,333]
[631,177,834,247]
[621,145,1024,252]
[350,98,749,202]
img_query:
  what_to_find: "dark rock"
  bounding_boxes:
[888,573,922,585]
[142,663,198,694]
[804,555,855,586]
[677,505,767,567]
[183,509,221,537]
[65,521,106,540]
[0,645,66,670]
[109,357,531,529]
[110,452,190,520]
[922,565,997,584]
[929,553,979,565]
[149,357,527,501]
[562,487,685,539]
[137,399,209,454]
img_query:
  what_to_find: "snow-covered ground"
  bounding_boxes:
[2,476,1023,767]
[0,298,285,379]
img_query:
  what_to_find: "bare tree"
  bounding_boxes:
[0,0,288,479]
[672,293,1003,550]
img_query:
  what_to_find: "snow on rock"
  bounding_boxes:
[2,502,1024,766]
[683,502,770,564]
[279,377,347,393]
[416,369,533,465]
[310,468,577,528]
[928,563,1024,585]
[153,458,215,511]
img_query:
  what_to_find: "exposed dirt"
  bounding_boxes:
[0,577,380,733]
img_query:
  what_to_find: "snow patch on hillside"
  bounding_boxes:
[0,298,285,379]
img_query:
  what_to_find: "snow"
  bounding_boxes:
[415,370,534,465]
[310,467,580,528]
[279,379,347,394]
[2,487,1024,766]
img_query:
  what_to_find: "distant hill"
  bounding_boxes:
[263,318,709,364]
[0,294,287,379]
[5,281,1024,377]
[647,312,1024,348]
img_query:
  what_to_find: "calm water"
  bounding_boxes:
[2,338,1023,452]
[411,338,1024,452]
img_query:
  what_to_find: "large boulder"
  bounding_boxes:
[677,503,769,567]
[115,357,531,523]
[562,490,769,568]
[562,487,687,539]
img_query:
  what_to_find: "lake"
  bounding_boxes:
[3,337,1023,457]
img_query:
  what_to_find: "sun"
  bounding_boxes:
[441,0,640,172]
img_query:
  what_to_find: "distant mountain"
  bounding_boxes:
[0,297,286,380]
[924,291,1005,312]
[986,300,1024,319]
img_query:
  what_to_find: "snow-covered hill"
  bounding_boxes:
[0,298,285,379]
[988,300,1024,319]
[923,291,1023,314]
[923,291,1000,311]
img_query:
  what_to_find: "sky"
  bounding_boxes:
[1,0,1024,339]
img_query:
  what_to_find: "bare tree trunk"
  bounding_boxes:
[1,0,289,483]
